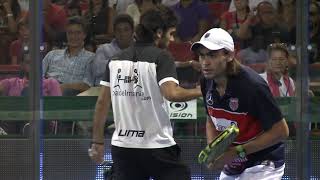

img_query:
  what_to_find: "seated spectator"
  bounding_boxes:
[42,16,94,96]
[43,0,68,49]
[238,1,290,50]
[84,0,114,46]
[9,20,29,65]
[220,0,250,50]
[260,43,295,97]
[65,0,82,17]
[309,0,320,64]
[126,0,160,27]
[0,54,62,135]
[0,0,27,64]
[276,0,296,45]
[92,14,134,86]
[171,0,209,42]
[229,0,278,12]
[0,0,27,33]
[260,43,295,136]
[237,35,268,67]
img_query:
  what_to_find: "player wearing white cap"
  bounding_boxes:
[191,28,289,180]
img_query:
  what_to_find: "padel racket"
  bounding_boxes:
[198,125,239,165]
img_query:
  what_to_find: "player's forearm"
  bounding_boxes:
[206,118,219,144]
[92,101,109,142]
[61,82,90,92]
[243,119,289,155]
[92,88,111,143]
[168,86,201,102]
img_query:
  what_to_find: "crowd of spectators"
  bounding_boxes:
[0,0,319,135]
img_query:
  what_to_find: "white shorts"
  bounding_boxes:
[219,163,285,180]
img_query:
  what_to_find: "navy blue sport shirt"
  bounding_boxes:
[200,65,285,175]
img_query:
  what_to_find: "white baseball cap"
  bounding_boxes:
[191,28,234,52]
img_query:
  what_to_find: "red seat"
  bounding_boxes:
[168,42,195,62]
[0,65,20,80]
[246,63,267,73]
[207,2,230,26]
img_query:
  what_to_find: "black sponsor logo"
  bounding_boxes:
[118,129,145,137]
[169,102,192,118]
[170,102,188,111]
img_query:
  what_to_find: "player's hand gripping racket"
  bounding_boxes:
[198,125,239,165]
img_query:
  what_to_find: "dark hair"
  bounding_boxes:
[10,0,21,20]
[277,0,295,14]
[135,0,160,6]
[17,19,28,31]
[67,16,87,33]
[66,0,82,14]
[157,5,178,32]
[135,9,165,42]
[113,14,134,30]
[268,43,289,58]
[135,7,178,42]
[256,1,274,14]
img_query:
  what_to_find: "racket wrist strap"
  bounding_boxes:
[235,145,247,158]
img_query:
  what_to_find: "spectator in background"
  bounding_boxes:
[65,0,82,17]
[171,0,209,43]
[277,0,296,45]
[237,35,268,68]
[260,43,298,136]
[228,0,278,12]
[0,0,26,33]
[10,19,48,65]
[220,0,250,51]
[309,0,320,64]
[92,14,134,86]
[0,0,26,64]
[260,43,295,97]
[0,54,62,135]
[42,16,94,96]
[9,19,29,65]
[43,0,68,48]
[126,0,160,27]
[84,0,114,47]
[238,1,289,50]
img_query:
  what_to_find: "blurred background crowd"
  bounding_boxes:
[0,0,319,136]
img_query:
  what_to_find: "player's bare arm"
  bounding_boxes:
[206,116,220,144]
[90,86,112,164]
[160,81,201,102]
[243,118,289,155]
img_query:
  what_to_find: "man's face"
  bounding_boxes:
[268,49,288,74]
[198,47,229,79]
[19,25,29,41]
[66,24,86,48]
[114,22,133,49]
[234,0,248,10]
[158,27,176,49]
[258,3,276,27]
[42,0,50,11]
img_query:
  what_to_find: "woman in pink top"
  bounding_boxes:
[0,57,62,96]
[0,56,61,135]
